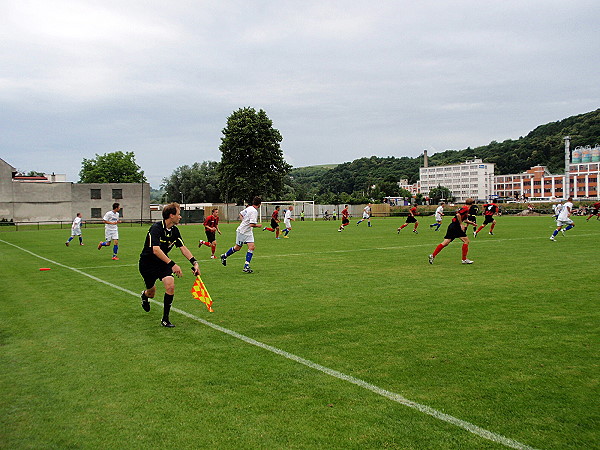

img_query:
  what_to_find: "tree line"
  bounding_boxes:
[74,108,599,205]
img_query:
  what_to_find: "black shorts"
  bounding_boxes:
[205,231,216,243]
[592,208,599,215]
[139,258,174,289]
[483,215,495,225]
[270,218,279,229]
[468,215,477,223]
[406,216,417,223]
[444,221,467,241]
[342,218,350,225]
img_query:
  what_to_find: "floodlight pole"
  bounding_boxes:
[564,136,571,199]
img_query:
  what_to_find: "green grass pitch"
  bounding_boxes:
[1,216,598,449]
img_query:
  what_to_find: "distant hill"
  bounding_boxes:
[290,108,600,195]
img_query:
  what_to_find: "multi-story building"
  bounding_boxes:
[419,158,495,202]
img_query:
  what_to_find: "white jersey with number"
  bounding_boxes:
[237,206,258,235]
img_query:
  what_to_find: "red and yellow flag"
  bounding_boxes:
[191,276,214,312]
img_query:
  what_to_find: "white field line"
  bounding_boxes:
[1,237,537,450]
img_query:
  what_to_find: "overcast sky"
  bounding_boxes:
[1,0,598,187]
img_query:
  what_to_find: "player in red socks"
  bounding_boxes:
[474,201,499,237]
[398,205,419,234]
[338,205,350,231]
[429,198,477,265]
[586,202,600,221]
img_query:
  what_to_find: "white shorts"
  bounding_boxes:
[105,230,119,241]
[236,231,254,246]
[71,228,82,236]
[556,219,573,227]
[435,214,443,222]
[284,219,292,228]
[362,212,370,219]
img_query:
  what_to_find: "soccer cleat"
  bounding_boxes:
[220,254,227,266]
[338,229,342,232]
[561,229,565,236]
[413,229,418,234]
[97,242,103,250]
[489,232,494,235]
[549,236,556,241]
[160,320,175,328]
[242,266,253,273]
[283,236,289,239]
[141,292,150,312]
[112,256,119,260]
[397,229,401,234]
[428,254,434,264]
[262,227,266,231]
[198,240,205,247]
[461,259,474,264]
[210,255,216,259]
[275,237,281,239]
[80,243,84,246]
[473,231,477,238]
[65,242,69,247]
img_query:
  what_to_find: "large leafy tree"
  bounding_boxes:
[79,151,146,183]
[218,107,291,204]
[428,185,454,203]
[161,161,221,203]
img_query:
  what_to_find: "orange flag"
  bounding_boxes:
[191,276,214,312]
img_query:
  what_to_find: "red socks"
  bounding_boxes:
[432,244,444,257]
[462,243,469,260]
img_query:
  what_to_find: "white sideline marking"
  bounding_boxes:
[1,238,536,450]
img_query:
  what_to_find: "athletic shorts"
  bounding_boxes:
[71,228,82,236]
[362,212,370,219]
[556,218,574,227]
[284,219,291,228]
[435,214,443,222]
[105,230,119,241]
[483,215,494,225]
[468,215,477,224]
[342,218,350,225]
[139,258,174,289]
[405,216,417,224]
[236,231,254,246]
[592,208,599,215]
[444,221,467,241]
[205,230,216,243]
[270,218,279,229]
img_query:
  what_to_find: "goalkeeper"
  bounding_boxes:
[139,203,201,328]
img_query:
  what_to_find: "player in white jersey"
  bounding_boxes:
[356,203,372,227]
[281,205,294,238]
[65,212,84,246]
[552,202,563,219]
[550,197,575,241]
[98,203,121,260]
[429,202,445,231]
[220,197,262,273]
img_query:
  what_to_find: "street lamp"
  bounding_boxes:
[180,191,185,224]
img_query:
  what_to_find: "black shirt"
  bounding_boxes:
[140,220,184,263]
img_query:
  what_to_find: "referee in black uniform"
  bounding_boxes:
[139,202,200,328]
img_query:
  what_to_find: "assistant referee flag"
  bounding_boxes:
[191,276,214,312]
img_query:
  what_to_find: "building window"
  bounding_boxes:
[112,189,123,199]
[91,208,102,218]
[120,209,125,218]
[91,189,101,199]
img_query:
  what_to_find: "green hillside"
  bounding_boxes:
[290,108,600,199]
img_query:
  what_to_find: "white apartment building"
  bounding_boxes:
[419,159,495,202]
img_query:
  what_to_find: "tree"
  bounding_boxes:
[79,151,146,183]
[429,185,453,203]
[218,107,291,204]
[161,161,221,203]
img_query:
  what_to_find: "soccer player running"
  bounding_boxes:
[281,204,294,238]
[337,205,350,231]
[468,203,479,236]
[398,205,419,234]
[429,202,445,231]
[65,212,84,246]
[356,203,372,227]
[139,203,201,328]
[220,196,262,273]
[429,198,477,265]
[263,205,281,238]
[98,203,121,260]
[198,208,221,259]
[474,201,499,237]
[550,196,575,241]
[586,201,600,221]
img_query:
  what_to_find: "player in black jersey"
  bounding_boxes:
[139,203,200,328]
[468,204,479,236]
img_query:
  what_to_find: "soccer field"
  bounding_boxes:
[1,216,598,449]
